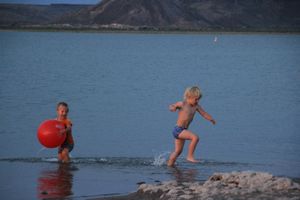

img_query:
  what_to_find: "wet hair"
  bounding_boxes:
[57,102,69,112]
[184,86,202,100]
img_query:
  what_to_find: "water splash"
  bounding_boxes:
[37,147,47,156]
[153,152,170,166]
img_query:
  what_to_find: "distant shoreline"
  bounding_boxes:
[1,27,299,35]
[1,1,299,36]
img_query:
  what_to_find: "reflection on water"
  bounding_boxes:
[37,163,75,199]
[170,166,199,183]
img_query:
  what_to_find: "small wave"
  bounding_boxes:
[42,157,59,162]
[0,157,44,163]
[0,156,252,168]
[0,157,157,167]
[72,157,155,167]
[200,159,251,167]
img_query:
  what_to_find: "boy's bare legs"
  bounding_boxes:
[58,153,63,161]
[178,130,200,163]
[58,148,70,163]
[168,139,185,167]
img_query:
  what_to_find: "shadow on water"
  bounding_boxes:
[37,163,76,199]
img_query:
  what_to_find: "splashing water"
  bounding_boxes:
[37,147,47,156]
[153,152,170,166]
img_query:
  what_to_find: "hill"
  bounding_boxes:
[1,0,300,32]
[0,3,90,27]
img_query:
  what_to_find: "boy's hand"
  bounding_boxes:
[169,105,177,112]
[211,119,216,125]
[59,128,66,135]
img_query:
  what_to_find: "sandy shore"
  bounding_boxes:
[91,171,300,200]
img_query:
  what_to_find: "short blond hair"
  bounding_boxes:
[184,86,202,100]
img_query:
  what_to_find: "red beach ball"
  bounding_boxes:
[37,120,66,148]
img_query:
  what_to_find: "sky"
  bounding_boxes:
[0,0,100,4]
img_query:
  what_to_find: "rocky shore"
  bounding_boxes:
[93,171,300,200]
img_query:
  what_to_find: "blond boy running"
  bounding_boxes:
[168,86,216,167]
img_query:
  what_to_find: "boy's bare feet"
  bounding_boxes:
[186,157,200,163]
[167,159,176,167]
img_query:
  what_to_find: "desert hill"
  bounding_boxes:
[1,0,300,32]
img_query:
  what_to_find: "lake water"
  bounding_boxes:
[0,31,299,199]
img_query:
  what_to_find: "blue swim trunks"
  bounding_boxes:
[58,143,74,153]
[172,126,187,139]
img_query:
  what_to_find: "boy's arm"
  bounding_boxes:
[59,126,72,136]
[65,120,72,133]
[169,101,183,112]
[60,121,72,135]
[65,125,72,133]
[197,105,216,125]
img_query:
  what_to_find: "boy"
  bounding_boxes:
[168,86,216,167]
[56,102,74,163]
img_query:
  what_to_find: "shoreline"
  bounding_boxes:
[91,171,300,200]
[1,27,300,35]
